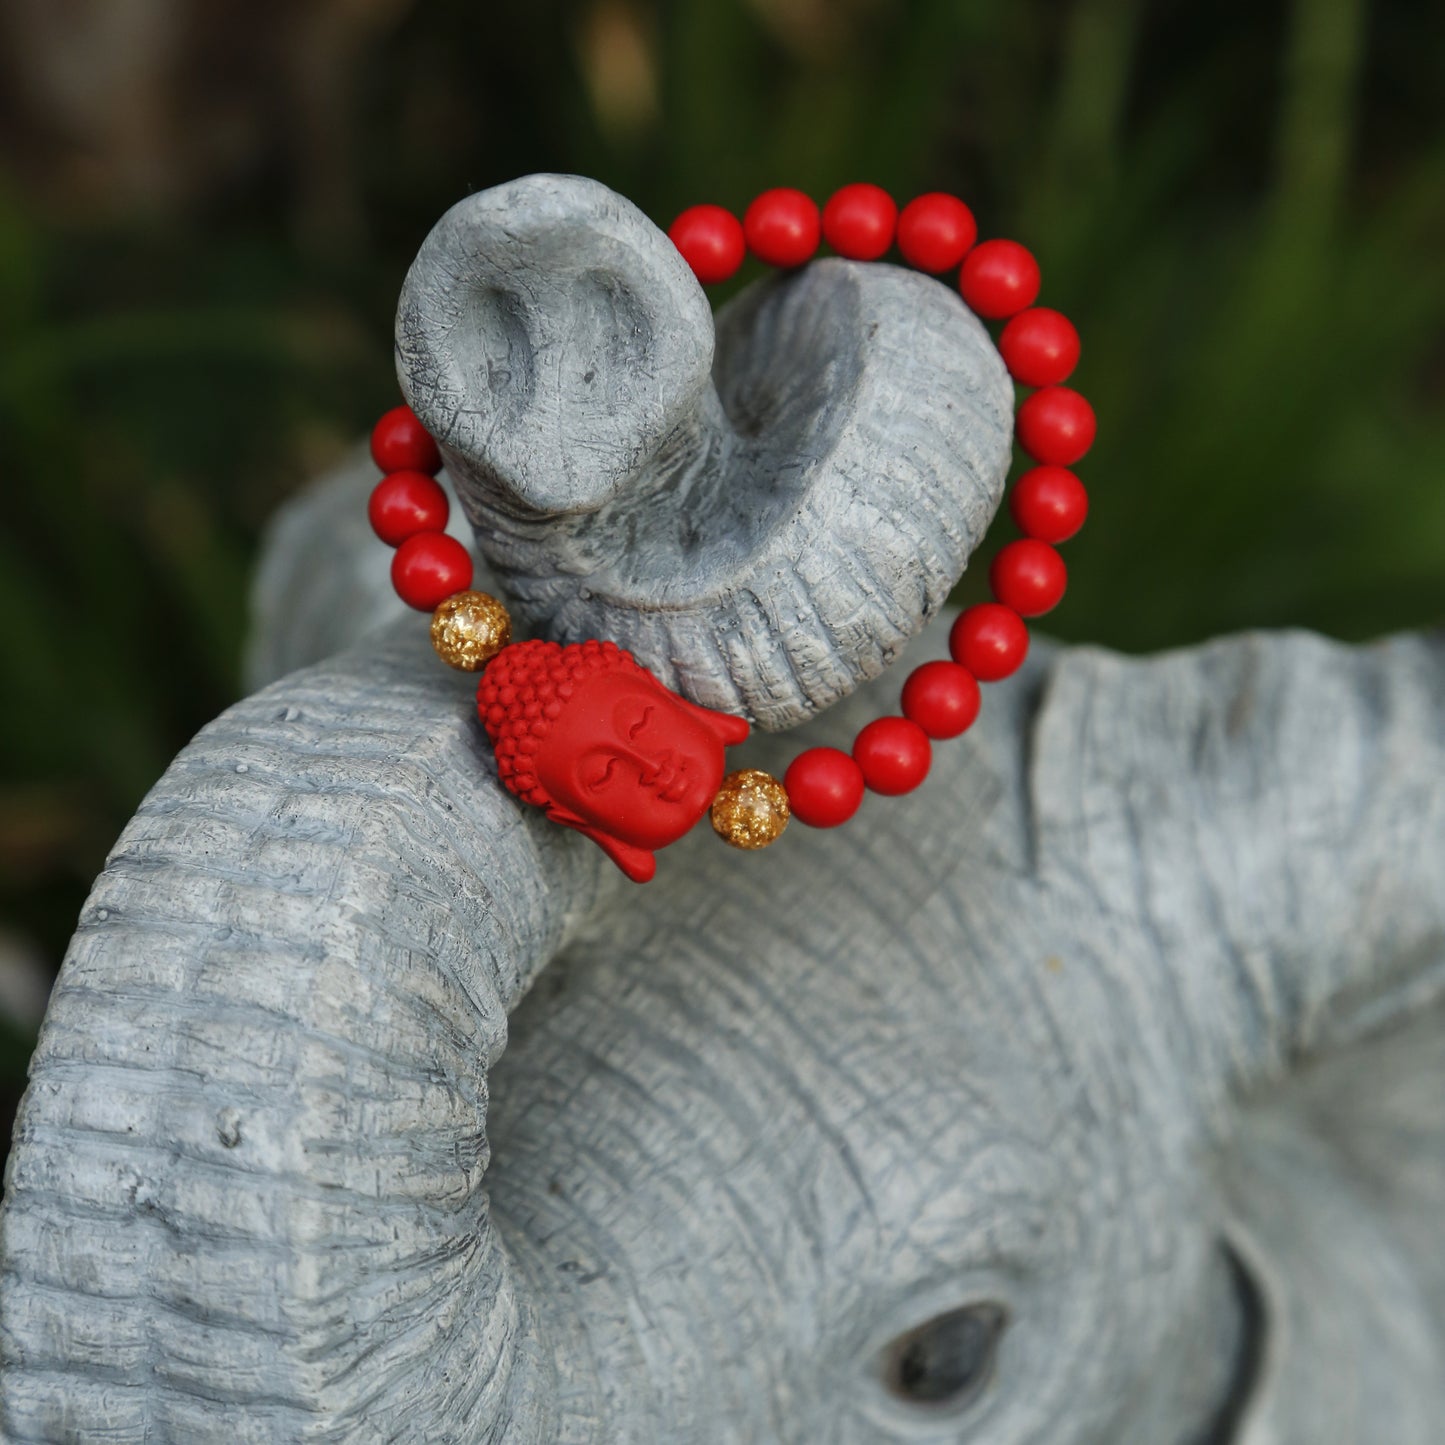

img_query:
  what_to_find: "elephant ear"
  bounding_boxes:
[1022,629,1445,1441]
[1218,1004,1445,1444]
[0,628,606,1439]
[397,174,1014,731]
[1026,629,1445,1097]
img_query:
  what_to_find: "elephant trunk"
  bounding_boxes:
[396,175,1014,731]
[0,630,612,1441]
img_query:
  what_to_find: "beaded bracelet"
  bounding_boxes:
[367,183,1091,882]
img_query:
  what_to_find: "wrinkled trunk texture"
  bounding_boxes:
[0,631,612,1441]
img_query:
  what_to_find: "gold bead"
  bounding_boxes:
[710,768,790,851]
[430,590,512,671]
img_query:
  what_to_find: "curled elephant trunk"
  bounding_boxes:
[0,628,616,1441]
[395,174,1014,731]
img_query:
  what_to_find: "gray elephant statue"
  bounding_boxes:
[2,176,1442,1444]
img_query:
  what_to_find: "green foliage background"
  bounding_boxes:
[0,0,1441,1138]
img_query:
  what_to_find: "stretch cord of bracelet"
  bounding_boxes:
[366,184,1092,883]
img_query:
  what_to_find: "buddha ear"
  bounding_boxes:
[544,803,659,883]
[672,692,751,747]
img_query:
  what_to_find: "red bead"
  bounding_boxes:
[371,405,442,476]
[999,307,1081,386]
[990,539,1067,617]
[949,604,1029,682]
[959,239,1041,319]
[391,531,473,611]
[900,660,981,739]
[896,192,977,273]
[1009,465,1089,543]
[785,747,866,828]
[822,183,897,261]
[668,204,746,285]
[743,188,821,268]
[853,717,931,796]
[1016,386,1097,466]
[368,471,449,547]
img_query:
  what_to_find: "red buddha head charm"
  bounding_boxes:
[478,638,751,882]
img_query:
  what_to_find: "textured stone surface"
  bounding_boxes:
[2,175,1442,1443]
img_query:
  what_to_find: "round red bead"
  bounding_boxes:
[959,239,1041,320]
[368,471,449,547]
[668,203,746,285]
[853,717,931,796]
[785,747,866,828]
[1009,465,1089,543]
[1016,386,1097,466]
[949,604,1030,682]
[896,192,977,273]
[999,307,1081,386]
[822,183,897,261]
[371,405,442,476]
[990,539,1068,617]
[391,531,473,611]
[901,660,981,739]
[743,188,821,268]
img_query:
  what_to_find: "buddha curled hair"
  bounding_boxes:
[476,638,650,807]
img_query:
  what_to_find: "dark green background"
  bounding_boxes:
[1,0,1442,1144]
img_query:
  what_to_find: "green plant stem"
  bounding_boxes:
[1021,0,1144,248]
[1274,0,1366,245]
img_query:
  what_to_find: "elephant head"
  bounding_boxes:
[3,176,1442,1444]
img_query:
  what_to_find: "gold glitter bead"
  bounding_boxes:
[710,768,790,851]
[430,591,512,671]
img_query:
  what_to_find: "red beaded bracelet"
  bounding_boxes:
[368,183,1091,882]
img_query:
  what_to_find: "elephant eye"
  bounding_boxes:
[879,1301,1007,1410]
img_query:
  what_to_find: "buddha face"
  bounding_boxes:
[535,669,749,881]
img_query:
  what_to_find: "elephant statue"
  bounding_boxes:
[2,176,1442,1444]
